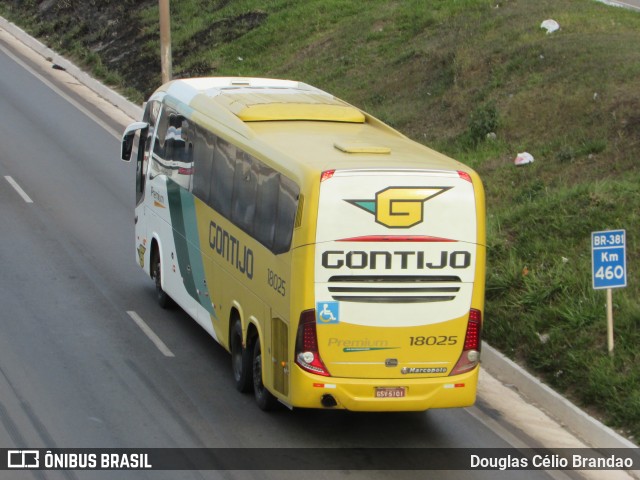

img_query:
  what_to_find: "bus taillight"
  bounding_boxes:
[450,309,482,376]
[457,170,473,183]
[295,310,331,377]
[320,170,335,182]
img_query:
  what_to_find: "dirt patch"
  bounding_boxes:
[1,1,267,97]
[2,0,159,96]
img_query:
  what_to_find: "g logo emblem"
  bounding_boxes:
[347,187,450,228]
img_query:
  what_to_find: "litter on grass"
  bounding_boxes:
[540,19,560,34]
[514,152,535,166]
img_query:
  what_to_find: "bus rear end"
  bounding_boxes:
[291,168,485,411]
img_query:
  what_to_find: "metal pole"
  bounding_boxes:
[159,0,172,84]
[606,288,614,356]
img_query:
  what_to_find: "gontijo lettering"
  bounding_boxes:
[322,250,471,270]
[209,220,254,280]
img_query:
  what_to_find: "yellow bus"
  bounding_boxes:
[121,77,486,411]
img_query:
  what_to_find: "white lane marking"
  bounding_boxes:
[127,311,175,357]
[0,43,122,140]
[4,176,34,203]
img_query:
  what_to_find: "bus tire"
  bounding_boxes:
[252,338,278,411]
[151,248,172,309]
[231,320,253,393]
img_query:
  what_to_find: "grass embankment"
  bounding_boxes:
[1,0,638,441]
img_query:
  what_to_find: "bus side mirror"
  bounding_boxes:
[121,121,149,161]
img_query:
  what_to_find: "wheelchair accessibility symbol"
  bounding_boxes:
[317,301,339,324]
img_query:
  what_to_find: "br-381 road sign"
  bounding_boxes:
[592,229,627,290]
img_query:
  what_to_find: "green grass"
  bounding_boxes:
[1,0,639,441]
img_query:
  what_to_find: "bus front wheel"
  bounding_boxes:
[252,339,278,411]
[151,249,172,309]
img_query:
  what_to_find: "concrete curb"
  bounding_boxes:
[2,13,637,454]
[482,342,637,449]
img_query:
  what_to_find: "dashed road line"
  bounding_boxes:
[126,311,175,357]
[4,176,33,203]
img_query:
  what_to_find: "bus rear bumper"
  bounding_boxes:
[288,367,479,412]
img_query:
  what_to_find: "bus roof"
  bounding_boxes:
[157,77,469,176]
[161,77,364,123]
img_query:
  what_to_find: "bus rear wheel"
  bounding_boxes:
[252,339,278,411]
[231,320,253,393]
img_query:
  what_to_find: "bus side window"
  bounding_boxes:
[192,126,215,204]
[171,116,193,190]
[154,110,169,158]
[210,137,235,218]
[231,151,258,233]
[254,165,279,249]
[150,107,171,178]
[164,115,185,166]
[274,175,299,254]
[186,122,298,254]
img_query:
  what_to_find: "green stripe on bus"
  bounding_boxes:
[167,179,198,302]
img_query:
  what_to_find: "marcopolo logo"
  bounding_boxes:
[346,187,451,228]
[401,367,447,374]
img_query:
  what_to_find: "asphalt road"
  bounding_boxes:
[0,34,574,480]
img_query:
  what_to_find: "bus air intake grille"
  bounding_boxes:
[327,275,461,303]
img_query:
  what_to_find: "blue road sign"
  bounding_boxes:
[592,229,627,290]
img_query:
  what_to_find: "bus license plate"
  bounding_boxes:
[375,387,406,398]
